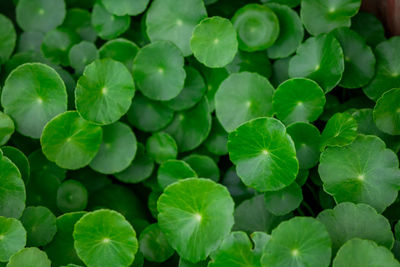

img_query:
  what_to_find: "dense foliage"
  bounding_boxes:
[0,0,399,266]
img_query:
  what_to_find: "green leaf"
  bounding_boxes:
[215,72,275,132]
[99,38,139,71]
[89,122,137,174]
[16,0,66,33]
[146,132,178,164]
[75,58,135,125]
[164,66,206,111]
[0,155,25,218]
[228,117,298,192]
[261,217,332,267]
[264,182,303,216]
[232,4,279,52]
[163,97,211,152]
[226,50,272,78]
[0,216,26,262]
[1,63,67,139]
[56,180,88,213]
[114,143,154,184]
[183,154,219,182]
[204,117,228,156]
[261,0,300,8]
[73,209,138,267]
[1,146,30,185]
[146,0,207,56]
[44,212,86,267]
[317,202,394,254]
[157,178,234,262]
[0,14,16,65]
[68,41,99,74]
[233,195,287,234]
[41,28,80,66]
[320,112,358,150]
[157,160,197,189]
[333,239,400,267]
[300,0,361,36]
[6,247,51,267]
[208,231,269,267]
[21,206,57,247]
[289,34,344,92]
[91,3,130,40]
[351,12,386,47]
[191,17,238,68]
[132,41,186,101]
[62,8,97,42]
[266,3,304,59]
[363,37,400,101]
[272,78,326,125]
[0,112,14,146]
[101,0,149,16]
[40,111,103,170]
[287,122,321,170]
[318,135,400,212]
[373,88,400,135]
[139,223,174,262]
[332,27,376,88]
[127,93,174,132]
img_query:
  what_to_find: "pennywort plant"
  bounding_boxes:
[1,0,400,266]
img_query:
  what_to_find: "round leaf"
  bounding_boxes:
[146,132,177,164]
[320,112,358,150]
[73,209,138,267]
[139,223,174,262]
[89,122,137,174]
[146,0,207,56]
[272,78,326,125]
[332,27,376,88]
[261,217,332,267]
[317,202,394,254]
[363,37,400,101]
[1,63,67,139]
[0,14,16,65]
[16,0,66,33]
[0,112,14,146]
[6,247,51,267]
[0,216,26,262]
[264,182,303,216]
[75,58,135,125]
[318,135,400,212]
[287,122,321,170]
[99,38,139,71]
[68,41,99,74]
[164,66,206,111]
[228,117,298,192]
[157,178,234,262]
[126,93,174,132]
[191,17,238,68]
[114,143,154,184]
[1,146,30,185]
[204,117,228,156]
[232,4,279,52]
[183,154,219,182]
[91,3,130,40]
[40,111,103,170]
[300,0,361,36]
[266,3,304,59]
[56,180,88,213]
[101,0,149,16]
[163,98,211,152]
[373,88,400,135]
[132,41,186,101]
[215,72,275,132]
[351,12,385,47]
[0,155,25,218]
[157,160,197,189]
[21,206,57,247]
[333,239,400,267]
[289,34,344,92]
